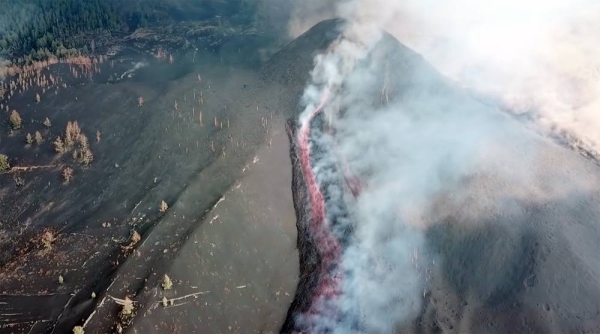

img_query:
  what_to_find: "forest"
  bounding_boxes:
[0,0,255,64]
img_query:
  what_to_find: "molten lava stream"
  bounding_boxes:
[297,91,344,322]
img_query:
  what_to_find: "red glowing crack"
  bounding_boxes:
[297,91,344,321]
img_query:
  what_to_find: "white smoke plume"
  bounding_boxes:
[118,61,149,80]
[292,0,600,333]
[288,0,600,158]
[295,2,434,332]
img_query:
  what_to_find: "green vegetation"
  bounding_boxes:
[0,0,258,63]
[53,136,65,153]
[34,131,43,144]
[0,154,9,171]
[162,274,173,290]
[9,110,22,129]
[0,0,122,62]
[159,200,168,214]
[119,297,134,320]
[52,121,94,165]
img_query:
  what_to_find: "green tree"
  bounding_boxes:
[0,154,9,171]
[10,110,22,130]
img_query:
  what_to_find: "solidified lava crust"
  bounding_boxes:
[281,120,323,333]
[282,111,358,333]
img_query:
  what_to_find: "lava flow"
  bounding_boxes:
[297,90,346,326]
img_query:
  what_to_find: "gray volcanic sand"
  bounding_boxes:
[130,119,298,333]
[81,51,304,332]
[0,31,302,332]
[417,125,600,333]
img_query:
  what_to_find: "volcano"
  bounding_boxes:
[276,19,600,333]
[1,15,600,334]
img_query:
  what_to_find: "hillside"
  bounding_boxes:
[272,19,600,333]
[0,0,256,63]
[1,16,599,334]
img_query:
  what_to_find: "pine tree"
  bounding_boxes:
[0,154,9,171]
[53,136,65,153]
[62,167,74,182]
[80,147,93,165]
[10,110,22,129]
[159,200,168,213]
[34,131,43,144]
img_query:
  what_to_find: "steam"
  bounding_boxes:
[291,0,600,332]
[288,0,600,158]
[294,2,435,331]
[118,61,148,80]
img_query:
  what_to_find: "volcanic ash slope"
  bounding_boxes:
[273,19,600,334]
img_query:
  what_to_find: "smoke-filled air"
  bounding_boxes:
[288,0,600,332]
[287,0,600,158]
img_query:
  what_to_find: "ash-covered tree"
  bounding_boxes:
[34,131,43,145]
[159,200,168,213]
[65,121,81,147]
[53,136,65,153]
[79,147,93,165]
[62,167,74,183]
[10,110,22,130]
[0,154,9,171]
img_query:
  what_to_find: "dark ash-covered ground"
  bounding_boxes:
[1,23,300,333]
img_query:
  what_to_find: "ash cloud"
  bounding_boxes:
[283,0,600,158]
[289,0,600,332]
